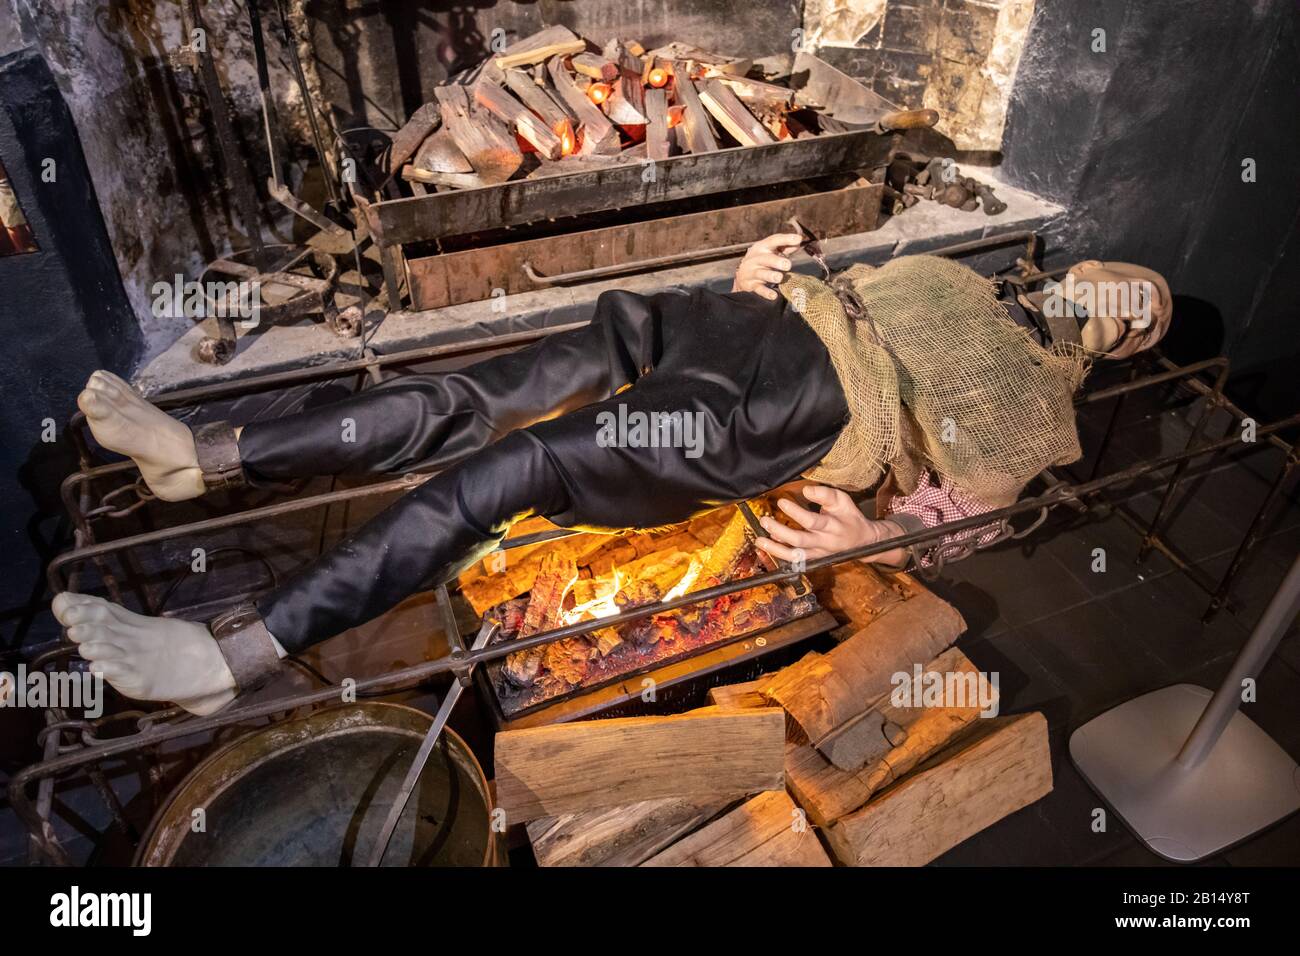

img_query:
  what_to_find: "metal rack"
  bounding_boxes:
[11,231,1297,865]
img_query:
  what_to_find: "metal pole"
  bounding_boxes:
[1176,552,1300,769]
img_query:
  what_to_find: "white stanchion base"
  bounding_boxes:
[1070,683,1300,862]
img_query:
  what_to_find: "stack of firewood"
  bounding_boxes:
[492,560,1055,866]
[388,26,840,191]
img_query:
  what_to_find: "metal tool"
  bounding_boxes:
[367,610,497,867]
[789,52,939,132]
[737,501,809,598]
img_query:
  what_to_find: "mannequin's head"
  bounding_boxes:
[1059,261,1173,358]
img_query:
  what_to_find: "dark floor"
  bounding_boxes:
[1,373,1297,866]
[928,389,1300,866]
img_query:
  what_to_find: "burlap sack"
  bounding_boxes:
[781,255,1088,507]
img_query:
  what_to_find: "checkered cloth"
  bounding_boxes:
[884,470,1003,569]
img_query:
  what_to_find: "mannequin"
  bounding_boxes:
[53,235,1171,715]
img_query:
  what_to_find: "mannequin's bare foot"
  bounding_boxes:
[52,592,238,716]
[77,370,205,501]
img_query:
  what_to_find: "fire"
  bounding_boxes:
[647,67,668,88]
[662,556,703,602]
[563,569,625,624]
[667,105,685,128]
[587,82,611,105]
[554,119,575,156]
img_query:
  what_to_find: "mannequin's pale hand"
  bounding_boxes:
[733,233,803,300]
[755,485,908,567]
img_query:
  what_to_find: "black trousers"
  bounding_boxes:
[236,288,849,653]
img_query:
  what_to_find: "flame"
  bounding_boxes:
[662,557,703,602]
[667,105,685,128]
[563,569,625,624]
[554,119,576,156]
[588,82,611,105]
[648,68,668,88]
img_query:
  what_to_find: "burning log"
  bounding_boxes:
[503,69,574,132]
[644,87,671,161]
[546,56,621,155]
[474,80,564,160]
[698,80,775,147]
[431,85,522,183]
[605,76,647,127]
[669,66,719,153]
[502,551,576,687]
[644,60,670,88]
[493,25,586,71]
[699,506,755,583]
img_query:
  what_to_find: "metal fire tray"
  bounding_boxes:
[364,55,917,249]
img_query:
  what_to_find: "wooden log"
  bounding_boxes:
[706,677,766,710]
[526,796,729,867]
[503,69,573,131]
[670,66,719,153]
[642,789,831,867]
[706,58,755,78]
[411,128,472,174]
[503,551,576,686]
[805,558,912,642]
[494,708,785,822]
[647,43,734,66]
[524,147,647,179]
[387,102,441,173]
[761,586,966,742]
[493,25,586,70]
[602,38,644,75]
[606,73,647,126]
[715,75,795,108]
[431,85,521,183]
[474,80,563,159]
[546,56,621,155]
[823,712,1052,866]
[401,165,493,190]
[571,53,618,81]
[818,707,893,772]
[698,79,775,146]
[786,647,994,824]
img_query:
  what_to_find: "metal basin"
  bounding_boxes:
[136,702,499,867]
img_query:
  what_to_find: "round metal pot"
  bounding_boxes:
[136,702,500,867]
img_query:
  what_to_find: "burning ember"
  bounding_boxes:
[587,82,611,105]
[461,504,817,718]
[647,67,668,88]
[553,119,576,156]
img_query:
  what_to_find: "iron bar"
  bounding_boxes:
[18,409,1300,792]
